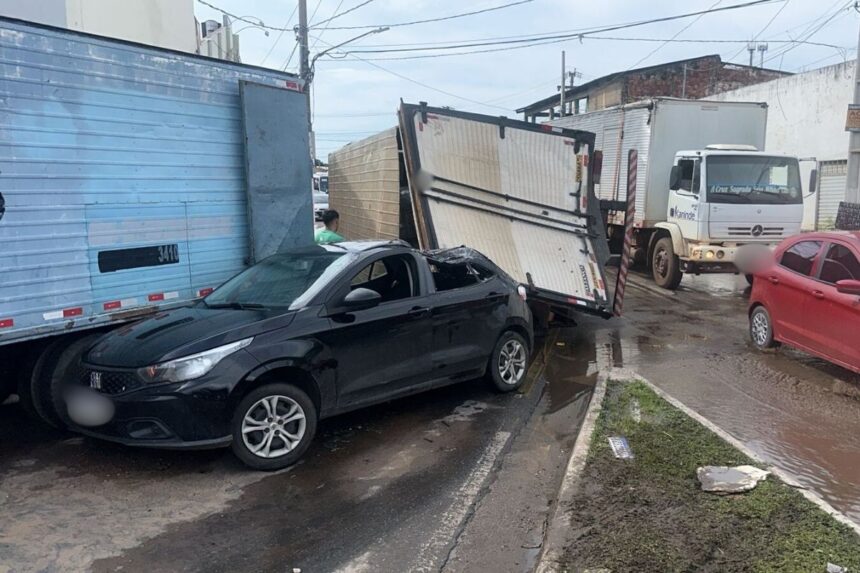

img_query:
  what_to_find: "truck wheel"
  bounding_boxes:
[231,383,318,471]
[652,237,683,290]
[30,334,100,428]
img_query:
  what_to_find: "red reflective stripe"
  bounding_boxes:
[198,288,214,297]
[63,307,83,318]
[0,318,13,328]
[541,125,552,131]
[104,301,121,311]
[148,293,165,302]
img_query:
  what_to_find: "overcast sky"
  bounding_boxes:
[194,0,860,159]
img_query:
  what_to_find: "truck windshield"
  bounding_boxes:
[706,155,802,205]
[203,249,352,310]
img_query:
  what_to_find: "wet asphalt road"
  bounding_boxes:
[1,270,859,572]
[0,329,595,573]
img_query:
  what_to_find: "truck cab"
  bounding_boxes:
[653,144,806,288]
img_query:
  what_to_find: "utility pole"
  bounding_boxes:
[845,18,860,203]
[296,0,313,160]
[559,50,566,117]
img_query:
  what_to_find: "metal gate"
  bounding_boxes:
[816,160,848,230]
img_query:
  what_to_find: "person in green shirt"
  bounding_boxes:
[315,209,345,244]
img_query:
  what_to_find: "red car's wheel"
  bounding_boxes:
[750,306,778,350]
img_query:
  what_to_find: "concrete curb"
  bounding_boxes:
[535,367,860,573]
[535,372,607,573]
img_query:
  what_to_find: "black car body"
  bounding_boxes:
[69,242,533,469]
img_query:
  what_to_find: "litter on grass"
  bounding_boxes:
[608,436,634,459]
[697,465,770,494]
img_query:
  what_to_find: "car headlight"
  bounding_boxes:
[138,337,253,383]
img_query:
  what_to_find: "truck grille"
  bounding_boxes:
[725,226,784,237]
[80,369,143,395]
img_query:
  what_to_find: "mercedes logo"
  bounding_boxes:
[751,225,764,237]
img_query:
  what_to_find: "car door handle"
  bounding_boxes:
[408,307,430,318]
[811,290,825,300]
[768,276,780,285]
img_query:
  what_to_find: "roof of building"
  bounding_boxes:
[515,54,789,114]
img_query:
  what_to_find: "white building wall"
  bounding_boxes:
[709,61,855,229]
[0,0,197,52]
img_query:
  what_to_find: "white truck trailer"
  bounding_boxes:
[551,98,810,289]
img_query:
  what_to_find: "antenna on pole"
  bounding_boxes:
[757,42,769,68]
[747,41,756,67]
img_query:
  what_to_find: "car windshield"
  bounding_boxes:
[204,249,353,310]
[706,155,802,205]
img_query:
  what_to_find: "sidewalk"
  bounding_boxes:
[547,378,860,572]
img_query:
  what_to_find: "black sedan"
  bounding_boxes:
[67,241,534,470]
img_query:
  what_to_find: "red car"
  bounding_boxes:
[748,231,860,374]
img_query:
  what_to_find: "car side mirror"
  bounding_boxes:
[808,168,818,195]
[669,165,682,191]
[342,288,381,311]
[836,279,860,296]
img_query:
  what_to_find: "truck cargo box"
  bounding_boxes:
[0,17,312,345]
[550,98,768,226]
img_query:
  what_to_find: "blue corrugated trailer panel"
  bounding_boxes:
[0,18,308,344]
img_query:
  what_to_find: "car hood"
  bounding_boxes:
[86,305,293,368]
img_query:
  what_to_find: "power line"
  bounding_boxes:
[260,5,299,66]
[338,0,781,55]
[310,0,379,28]
[196,0,292,31]
[628,0,724,70]
[726,0,790,61]
[311,0,533,30]
[764,1,852,64]
[311,0,347,51]
[314,32,847,63]
[310,36,513,112]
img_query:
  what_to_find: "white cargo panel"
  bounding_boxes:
[400,104,610,312]
[551,98,768,225]
[328,128,401,241]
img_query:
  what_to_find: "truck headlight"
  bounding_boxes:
[705,250,716,260]
[138,337,253,383]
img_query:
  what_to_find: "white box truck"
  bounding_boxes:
[551,98,811,289]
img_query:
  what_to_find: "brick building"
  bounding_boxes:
[517,55,789,122]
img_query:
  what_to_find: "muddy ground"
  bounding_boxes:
[0,271,858,572]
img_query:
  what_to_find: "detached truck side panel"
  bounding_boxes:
[0,17,308,346]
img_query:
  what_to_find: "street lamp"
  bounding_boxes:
[306,27,388,84]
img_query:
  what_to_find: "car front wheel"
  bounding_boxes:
[749,306,778,350]
[487,331,530,393]
[231,383,317,471]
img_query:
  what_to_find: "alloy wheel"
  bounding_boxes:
[751,312,769,347]
[498,339,527,385]
[241,395,307,459]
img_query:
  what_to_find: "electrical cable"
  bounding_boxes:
[260,4,298,66]
[338,0,781,55]
[310,0,379,28]
[726,0,790,62]
[627,0,724,70]
[311,0,532,30]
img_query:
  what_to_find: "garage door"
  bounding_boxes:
[816,160,847,230]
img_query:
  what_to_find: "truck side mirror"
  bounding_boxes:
[592,150,603,185]
[669,165,682,191]
[808,169,818,195]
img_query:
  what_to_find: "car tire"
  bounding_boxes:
[231,383,317,471]
[749,306,778,350]
[30,334,100,429]
[652,237,683,290]
[487,331,530,393]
